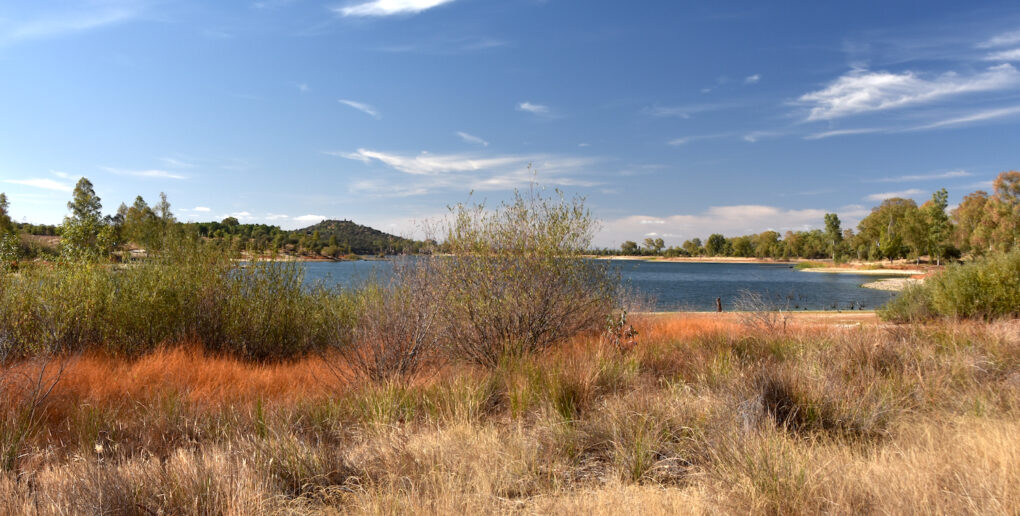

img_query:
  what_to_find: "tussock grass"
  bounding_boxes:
[0,315,1017,514]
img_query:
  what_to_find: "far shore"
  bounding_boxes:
[591,255,802,264]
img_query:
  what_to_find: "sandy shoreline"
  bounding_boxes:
[860,277,924,291]
[593,256,801,264]
[802,267,925,276]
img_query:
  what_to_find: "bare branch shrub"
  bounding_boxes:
[733,289,790,334]
[326,258,442,383]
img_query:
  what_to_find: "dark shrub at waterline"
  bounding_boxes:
[882,250,1020,322]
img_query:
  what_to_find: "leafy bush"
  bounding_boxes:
[882,250,1020,322]
[431,186,618,367]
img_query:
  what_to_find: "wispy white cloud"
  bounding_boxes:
[984,48,1020,62]
[516,101,550,116]
[873,170,972,183]
[909,104,1020,130]
[332,149,522,176]
[3,178,74,192]
[1,3,141,45]
[297,83,309,93]
[338,99,380,118]
[253,0,296,10]
[644,106,690,118]
[798,64,1020,121]
[743,131,783,143]
[376,37,507,54]
[456,131,488,146]
[101,167,187,180]
[667,134,728,146]
[745,74,761,84]
[865,189,924,201]
[294,214,325,223]
[157,157,195,168]
[804,127,884,140]
[978,29,1020,49]
[335,0,455,17]
[193,206,211,212]
[330,148,600,197]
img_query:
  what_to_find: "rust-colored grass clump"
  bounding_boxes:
[52,346,335,408]
[1,313,1018,515]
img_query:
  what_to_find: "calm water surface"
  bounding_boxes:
[297,259,898,311]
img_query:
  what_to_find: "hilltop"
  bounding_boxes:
[292,219,421,255]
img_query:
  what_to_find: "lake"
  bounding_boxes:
[296,259,898,312]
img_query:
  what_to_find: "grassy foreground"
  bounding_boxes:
[1,313,1017,515]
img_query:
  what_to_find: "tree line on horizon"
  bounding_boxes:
[2,171,1018,267]
[603,170,1020,264]
[0,177,423,267]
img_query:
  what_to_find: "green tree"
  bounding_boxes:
[60,178,112,262]
[986,171,1020,252]
[0,193,18,270]
[642,237,664,254]
[923,188,951,265]
[705,234,726,256]
[681,238,702,256]
[731,235,754,257]
[0,193,13,234]
[952,191,990,255]
[824,213,842,261]
[857,198,919,261]
[123,196,158,248]
[879,231,903,262]
[620,240,638,255]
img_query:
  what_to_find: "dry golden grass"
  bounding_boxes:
[1,314,1018,515]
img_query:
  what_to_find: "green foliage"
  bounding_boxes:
[433,185,618,367]
[0,233,17,272]
[877,283,936,323]
[0,193,12,235]
[882,250,1020,322]
[0,239,358,360]
[706,233,727,256]
[60,178,111,263]
[924,188,951,265]
[824,213,842,260]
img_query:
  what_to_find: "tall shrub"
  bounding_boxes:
[882,250,1020,321]
[432,185,618,367]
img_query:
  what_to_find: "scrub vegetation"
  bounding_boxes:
[0,178,1018,514]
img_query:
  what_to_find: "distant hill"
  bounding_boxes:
[294,219,420,254]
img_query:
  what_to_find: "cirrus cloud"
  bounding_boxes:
[335,0,455,17]
[798,64,1020,121]
[338,99,381,119]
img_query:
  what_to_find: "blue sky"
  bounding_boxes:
[1,0,1019,246]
